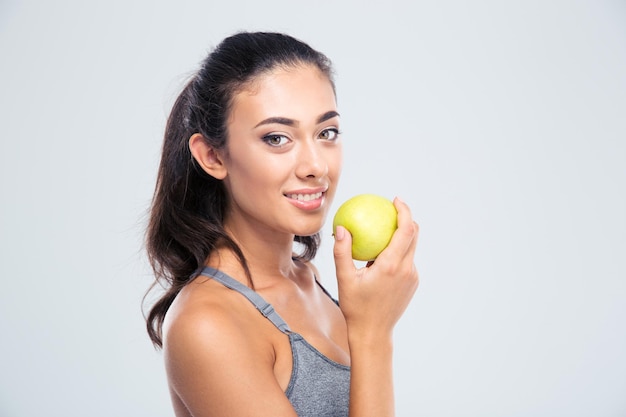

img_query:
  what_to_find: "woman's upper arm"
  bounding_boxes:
[163,307,297,417]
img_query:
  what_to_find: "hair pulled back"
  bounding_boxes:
[144,32,335,348]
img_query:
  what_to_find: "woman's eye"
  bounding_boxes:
[319,128,340,141]
[262,134,290,147]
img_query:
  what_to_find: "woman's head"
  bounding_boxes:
[191,62,342,247]
[145,32,336,347]
[187,32,335,150]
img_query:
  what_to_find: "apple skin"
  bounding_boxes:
[332,194,398,261]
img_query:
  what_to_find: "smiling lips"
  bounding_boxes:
[285,191,323,201]
[284,190,326,210]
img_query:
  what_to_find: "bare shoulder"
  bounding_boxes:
[163,277,268,361]
[161,277,296,417]
[164,278,241,335]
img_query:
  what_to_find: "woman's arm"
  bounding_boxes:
[333,197,420,417]
[163,300,298,417]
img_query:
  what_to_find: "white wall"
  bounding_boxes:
[1,1,624,416]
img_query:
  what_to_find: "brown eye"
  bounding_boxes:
[262,134,289,147]
[319,128,340,141]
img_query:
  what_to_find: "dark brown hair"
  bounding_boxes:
[144,32,335,348]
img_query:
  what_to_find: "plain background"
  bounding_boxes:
[1,0,625,416]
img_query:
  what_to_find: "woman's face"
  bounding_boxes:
[221,64,342,239]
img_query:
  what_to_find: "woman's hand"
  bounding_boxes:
[333,197,419,343]
[333,196,419,417]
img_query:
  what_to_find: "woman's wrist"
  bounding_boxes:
[347,328,394,354]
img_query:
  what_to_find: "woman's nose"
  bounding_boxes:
[295,140,328,179]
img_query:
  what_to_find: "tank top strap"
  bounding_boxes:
[199,266,291,333]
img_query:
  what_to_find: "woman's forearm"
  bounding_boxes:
[348,334,395,417]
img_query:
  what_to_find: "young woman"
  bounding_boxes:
[145,31,419,417]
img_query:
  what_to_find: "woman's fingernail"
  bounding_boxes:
[334,225,345,241]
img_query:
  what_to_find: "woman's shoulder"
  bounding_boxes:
[162,274,266,353]
[160,273,297,416]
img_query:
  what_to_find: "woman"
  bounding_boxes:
[145,31,419,417]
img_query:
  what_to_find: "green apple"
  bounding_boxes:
[332,194,398,261]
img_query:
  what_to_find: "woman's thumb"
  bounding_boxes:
[333,225,355,283]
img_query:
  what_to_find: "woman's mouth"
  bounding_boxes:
[284,190,326,210]
[284,191,323,201]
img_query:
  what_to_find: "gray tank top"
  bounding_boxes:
[200,266,351,417]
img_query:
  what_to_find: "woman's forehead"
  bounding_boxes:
[228,65,337,125]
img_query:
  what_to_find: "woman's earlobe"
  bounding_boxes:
[188,133,228,180]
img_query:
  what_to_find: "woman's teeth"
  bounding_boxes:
[286,192,323,201]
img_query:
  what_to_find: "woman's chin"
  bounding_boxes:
[292,224,324,238]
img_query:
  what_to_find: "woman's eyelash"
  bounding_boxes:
[262,128,341,146]
[262,134,290,146]
[320,128,341,140]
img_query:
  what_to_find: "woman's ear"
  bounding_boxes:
[189,133,227,180]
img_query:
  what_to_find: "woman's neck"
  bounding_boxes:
[207,226,302,288]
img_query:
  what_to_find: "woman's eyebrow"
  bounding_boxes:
[255,117,296,128]
[254,111,340,129]
[317,110,340,124]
